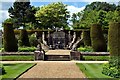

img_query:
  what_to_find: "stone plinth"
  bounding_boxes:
[34,51,45,60]
[70,51,83,60]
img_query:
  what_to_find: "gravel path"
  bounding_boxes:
[18,61,86,78]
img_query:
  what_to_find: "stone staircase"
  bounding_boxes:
[45,50,70,61]
[45,55,70,61]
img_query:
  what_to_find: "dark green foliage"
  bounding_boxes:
[3,23,18,52]
[83,31,91,46]
[90,24,107,52]
[84,2,116,12]
[8,1,36,29]
[19,29,30,46]
[0,64,6,75]
[29,34,38,47]
[103,22,120,78]
[108,22,120,56]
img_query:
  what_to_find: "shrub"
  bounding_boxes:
[18,47,36,52]
[29,34,38,47]
[3,23,18,52]
[102,62,120,78]
[19,29,30,47]
[77,46,93,52]
[90,24,107,52]
[83,31,91,46]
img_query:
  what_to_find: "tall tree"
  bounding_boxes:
[84,2,116,12]
[8,0,36,29]
[70,12,84,29]
[35,2,70,29]
[71,1,117,29]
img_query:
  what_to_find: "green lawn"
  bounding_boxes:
[0,55,34,61]
[76,63,118,80]
[0,63,36,80]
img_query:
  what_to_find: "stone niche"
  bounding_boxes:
[50,31,66,49]
[52,31,65,49]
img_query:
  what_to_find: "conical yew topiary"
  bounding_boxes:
[90,24,107,52]
[19,29,30,47]
[102,22,120,78]
[3,23,18,52]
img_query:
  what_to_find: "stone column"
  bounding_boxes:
[42,32,47,45]
[68,31,71,46]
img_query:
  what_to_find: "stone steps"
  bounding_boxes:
[45,55,70,61]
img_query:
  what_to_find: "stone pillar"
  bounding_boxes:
[68,31,71,45]
[47,31,50,46]
[70,51,83,60]
[42,32,47,45]
[34,51,45,60]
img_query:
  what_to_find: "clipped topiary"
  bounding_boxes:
[83,30,91,46]
[3,23,18,52]
[19,29,30,47]
[108,22,120,57]
[90,24,107,52]
[102,22,120,78]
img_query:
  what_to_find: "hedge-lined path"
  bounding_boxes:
[18,61,86,78]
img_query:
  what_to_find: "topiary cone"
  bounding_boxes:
[108,22,120,57]
[3,22,18,52]
[90,24,107,52]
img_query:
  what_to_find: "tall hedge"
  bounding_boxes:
[83,31,91,46]
[108,22,120,69]
[3,23,18,52]
[102,22,120,78]
[19,29,30,46]
[90,24,107,52]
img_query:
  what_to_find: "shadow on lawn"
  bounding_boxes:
[3,64,17,66]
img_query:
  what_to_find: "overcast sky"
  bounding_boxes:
[0,0,119,30]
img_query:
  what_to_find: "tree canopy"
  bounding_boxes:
[8,0,36,29]
[71,1,120,29]
[35,2,70,29]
